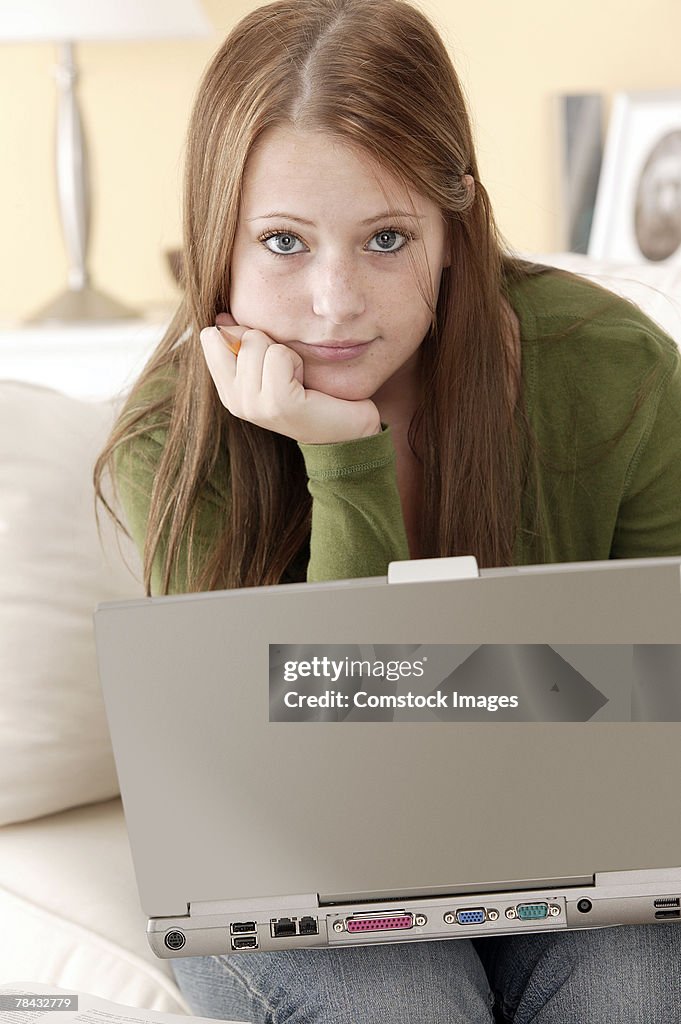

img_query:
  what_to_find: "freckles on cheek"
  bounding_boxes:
[260,265,302,309]
[234,277,301,338]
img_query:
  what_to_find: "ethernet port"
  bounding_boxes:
[271,917,297,938]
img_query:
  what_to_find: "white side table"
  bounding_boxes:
[0,320,169,401]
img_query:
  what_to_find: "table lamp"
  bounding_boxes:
[0,0,212,324]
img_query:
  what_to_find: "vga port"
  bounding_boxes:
[456,908,486,925]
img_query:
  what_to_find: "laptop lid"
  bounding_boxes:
[94,557,681,949]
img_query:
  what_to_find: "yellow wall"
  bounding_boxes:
[2,0,680,321]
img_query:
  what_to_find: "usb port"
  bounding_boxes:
[231,936,259,950]
[230,921,257,934]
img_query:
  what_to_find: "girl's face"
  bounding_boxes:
[229,126,450,415]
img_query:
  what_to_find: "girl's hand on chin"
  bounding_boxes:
[200,313,382,445]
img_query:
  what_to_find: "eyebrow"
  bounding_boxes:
[247,211,427,225]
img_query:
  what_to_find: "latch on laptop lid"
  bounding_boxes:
[388,555,480,584]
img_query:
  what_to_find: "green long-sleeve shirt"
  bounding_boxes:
[113,268,681,594]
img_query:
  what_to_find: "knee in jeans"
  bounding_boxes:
[516,926,681,1023]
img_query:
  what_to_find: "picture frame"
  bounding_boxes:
[556,93,604,254]
[588,89,681,265]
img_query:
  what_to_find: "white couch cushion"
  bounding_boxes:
[0,798,191,1012]
[0,382,143,826]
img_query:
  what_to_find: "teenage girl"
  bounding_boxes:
[94,1,681,1020]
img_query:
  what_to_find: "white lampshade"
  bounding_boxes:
[0,0,212,42]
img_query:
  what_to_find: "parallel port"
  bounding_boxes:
[346,912,413,934]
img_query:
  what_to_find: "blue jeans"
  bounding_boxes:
[170,925,681,1023]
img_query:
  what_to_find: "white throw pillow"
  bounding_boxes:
[0,381,143,826]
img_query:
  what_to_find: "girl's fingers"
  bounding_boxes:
[199,326,239,405]
[229,328,272,397]
[202,322,306,432]
[261,343,305,404]
[202,324,276,408]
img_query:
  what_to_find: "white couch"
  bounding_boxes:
[0,379,192,1011]
[1,252,680,1010]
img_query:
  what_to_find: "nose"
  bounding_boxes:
[311,251,366,324]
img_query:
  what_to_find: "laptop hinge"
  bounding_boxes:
[319,875,594,905]
[388,555,479,585]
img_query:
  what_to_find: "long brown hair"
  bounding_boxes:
[93,0,610,595]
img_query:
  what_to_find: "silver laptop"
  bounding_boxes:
[93,556,681,959]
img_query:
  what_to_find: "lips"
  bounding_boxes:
[312,340,373,348]
[301,337,374,362]
[302,340,373,361]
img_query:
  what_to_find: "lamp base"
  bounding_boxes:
[26,284,139,325]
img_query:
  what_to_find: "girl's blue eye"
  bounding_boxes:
[261,232,306,256]
[366,230,406,253]
[257,227,414,258]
